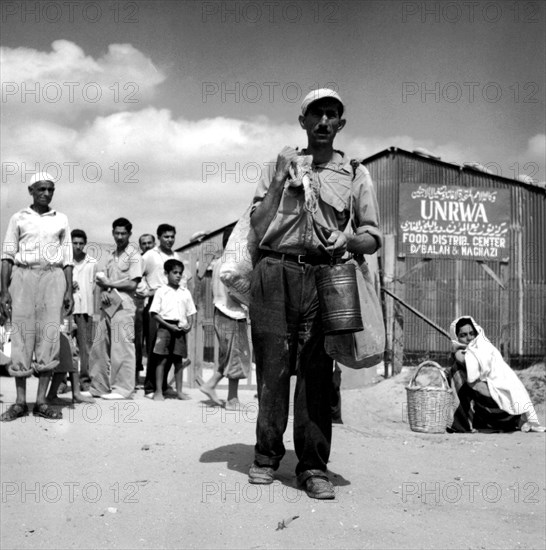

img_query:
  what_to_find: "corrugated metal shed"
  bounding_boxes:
[363,147,545,367]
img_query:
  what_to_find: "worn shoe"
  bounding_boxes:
[32,404,62,420]
[224,398,240,411]
[248,463,275,485]
[0,403,29,422]
[297,471,335,500]
[80,390,101,398]
[101,392,127,400]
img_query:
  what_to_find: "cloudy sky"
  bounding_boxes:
[1,0,544,246]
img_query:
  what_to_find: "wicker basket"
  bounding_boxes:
[406,360,452,433]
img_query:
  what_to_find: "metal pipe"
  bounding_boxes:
[381,288,451,340]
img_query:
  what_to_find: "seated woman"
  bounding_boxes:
[447,316,545,433]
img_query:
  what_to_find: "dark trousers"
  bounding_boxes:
[331,363,342,423]
[250,256,333,476]
[449,362,521,432]
[73,313,94,387]
[134,297,145,371]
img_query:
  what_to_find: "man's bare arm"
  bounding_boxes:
[63,265,74,315]
[0,260,13,321]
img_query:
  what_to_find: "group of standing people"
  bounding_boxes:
[1,89,543,502]
[0,188,199,417]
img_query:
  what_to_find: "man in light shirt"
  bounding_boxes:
[71,229,97,390]
[247,90,382,498]
[0,172,74,421]
[84,218,142,400]
[197,226,251,409]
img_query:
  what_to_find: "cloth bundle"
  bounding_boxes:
[287,155,317,212]
[218,204,259,307]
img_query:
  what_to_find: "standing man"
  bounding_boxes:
[134,233,156,384]
[142,224,185,397]
[197,226,251,409]
[0,172,74,421]
[85,218,142,400]
[71,229,97,390]
[248,90,382,499]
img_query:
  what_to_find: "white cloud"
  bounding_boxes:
[2,41,543,244]
[1,40,166,121]
[524,134,545,161]
[0,102,501,243]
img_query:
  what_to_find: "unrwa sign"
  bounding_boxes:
[398,184,510,261]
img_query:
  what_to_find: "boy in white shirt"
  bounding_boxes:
[149,259,196,401]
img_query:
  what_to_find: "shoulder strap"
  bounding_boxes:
[348,159,362,232]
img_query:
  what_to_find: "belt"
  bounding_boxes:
[15,264,62,270]
[260,250,332,266]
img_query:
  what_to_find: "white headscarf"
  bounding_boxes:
[449,316,480,354]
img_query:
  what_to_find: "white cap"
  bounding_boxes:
[29,172,55,185]
[301,88,344,115]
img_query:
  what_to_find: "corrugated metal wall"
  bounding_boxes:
[365,150,545,362]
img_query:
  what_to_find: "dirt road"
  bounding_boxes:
[1,370,544,550]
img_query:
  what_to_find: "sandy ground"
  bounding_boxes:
[1,367,545,550]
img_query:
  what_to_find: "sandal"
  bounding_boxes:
[32,403,62,420]
[0,403,29,422]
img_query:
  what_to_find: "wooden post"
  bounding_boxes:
[187,248,199,388]
[392,301,404,375]
[393,241,405,375]
[516,191,524,357]
[455,259,462,320]
[500,262,510,362]
[382,235,396,377]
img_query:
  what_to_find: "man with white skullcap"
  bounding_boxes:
[248,89,382,498]
[0,172,73,421]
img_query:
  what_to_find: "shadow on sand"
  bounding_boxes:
[199,442,350,489]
